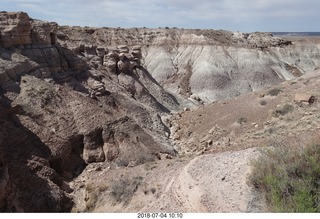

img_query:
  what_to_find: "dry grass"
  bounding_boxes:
[110,176,143,205]
[268,88,282,96]
[84,182,108,212]
[144,161,158,171]
[272,104,294,117]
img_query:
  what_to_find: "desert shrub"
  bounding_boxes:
[260,99,267,106]
[110,176,143,205]
[84,182,108,212]
[268,88,282,96]
[142,183,157,195]
[116,159,129,167]
[265,127,277,135]
[150,188,156,194]
[144,161,157,171]
[142,183,149,195]
[136,154,156,166]
[272,104,294,117]
[237,117,248,124]
[249,143,320,212]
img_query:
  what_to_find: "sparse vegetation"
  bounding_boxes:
[167,161,174,167]
[237,117,248,124]
[249,142,320,212]
[272,104,294,117]
[116,159,130,167]
[57,25,68,30]
[84,182,108,212]
[144,161,157,171]
[268,88,282,96]
[150,187,156,194]
[110,176,143,205]
[141,183,157,195]
[265,127,277,135]
[137,154,156,165]
[259,99,267,106]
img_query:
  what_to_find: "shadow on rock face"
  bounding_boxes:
[0,95,74,212]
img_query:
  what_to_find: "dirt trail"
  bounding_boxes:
[140,147,266,212]
[186,148,265,212]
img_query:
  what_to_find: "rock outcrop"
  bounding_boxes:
[0,12,32,48]
[0,12,189,212]
[0,12,57,48]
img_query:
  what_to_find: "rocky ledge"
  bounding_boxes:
[0,11,186,212]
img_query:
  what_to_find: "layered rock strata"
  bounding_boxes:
[0,12,185,212]
[58,27,320,103]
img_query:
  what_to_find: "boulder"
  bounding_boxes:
[104,51,118,60]
[131,46,142,65]
[104,60,117,73]
[0,11,32,47]
[30,19,57,45]
[131,50,141,57]
[84,44,97,56]
[117,45,129,53]
[83,129,106,163]
[96,47,106,58]
[90,56,102,67]
[118,52,126,61]
[0,11,58,48]
[294,93,316,106]
[118,59,135,74]
[132,45,142,51]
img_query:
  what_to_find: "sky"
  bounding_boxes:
[1,0,320,32]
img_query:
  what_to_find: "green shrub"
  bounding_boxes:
[268,88,282,96]
[249,143,320,212]
[272,104,294,117]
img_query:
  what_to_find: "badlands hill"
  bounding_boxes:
[0,11,320,212]
[57,25,319,102]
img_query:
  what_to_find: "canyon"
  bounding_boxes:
[0,11,320,212]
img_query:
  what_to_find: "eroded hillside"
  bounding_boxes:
[57,26,320,102]
[0,11,187,212]
[71,70,320,213]
[1,11,320,212]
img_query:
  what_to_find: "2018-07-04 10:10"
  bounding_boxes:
[137,213,183,218]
